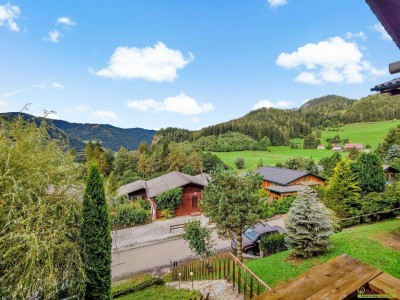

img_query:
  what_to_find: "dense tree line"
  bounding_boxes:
[155,93,400,148]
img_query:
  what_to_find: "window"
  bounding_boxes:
[192,196,198,209]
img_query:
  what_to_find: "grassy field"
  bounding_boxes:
[214,120,400,170]
[246,219,400,288]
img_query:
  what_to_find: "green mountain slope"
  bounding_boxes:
[157,93,400,146]
[0,112,156,152]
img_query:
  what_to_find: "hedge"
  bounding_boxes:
[112,278,164,298]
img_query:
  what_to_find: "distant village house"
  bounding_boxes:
[332,143,342,151]
[256,167,325,201]
[317,145,325,149]
[383,165,399,183]
[118,171,210,220]
[343,143,364,151]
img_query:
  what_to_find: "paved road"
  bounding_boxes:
[112,232,230,281]
[111,216,285,281]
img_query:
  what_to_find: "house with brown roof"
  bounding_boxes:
[343,143,364,151]
[118,171,210,220]
[256,167,325,201]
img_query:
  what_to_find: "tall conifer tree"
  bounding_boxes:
[325,159,361,217]
[82,165,111,300]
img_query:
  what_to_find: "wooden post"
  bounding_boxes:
[238,264,241,294]
[244,270,247,299]
[232,261,236,287]
[257,281,260,296]
[250,275,253,299]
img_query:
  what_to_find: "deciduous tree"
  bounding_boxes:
[201,169,262,261]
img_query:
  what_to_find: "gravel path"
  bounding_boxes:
[167,280,242,300]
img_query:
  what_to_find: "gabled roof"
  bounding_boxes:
[383,165,400,173]
[256,167,323,186]
[118,171,209,198]
[344,143,364,149]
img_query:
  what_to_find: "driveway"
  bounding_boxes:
[111,215,286,281]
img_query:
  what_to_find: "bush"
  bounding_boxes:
[258,196,295,219]
[160,208,174,219]
[155,187,183,211]
[112,278,164,298]
[259,233,286,256]
[109,197,151,230]
[235,157,245,169]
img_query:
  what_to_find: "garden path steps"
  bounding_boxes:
[167,279,242,300]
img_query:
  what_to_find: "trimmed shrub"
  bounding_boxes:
[235,157,245,169]
[259,233,286,256]
[112,278,164,298]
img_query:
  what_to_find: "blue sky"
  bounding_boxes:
[0,0,399,130]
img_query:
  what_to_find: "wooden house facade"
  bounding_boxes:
[118,171,210,220]
[257,167,325,200]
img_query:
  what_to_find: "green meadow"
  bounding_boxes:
[213,120,400,171]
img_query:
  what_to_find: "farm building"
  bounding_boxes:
[118,171,210,220]
[331,143,342,151]
[256,167,325,201]
[317,145,325,149]
[383,165,399,182]
[343,143,364,151]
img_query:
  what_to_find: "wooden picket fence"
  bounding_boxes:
[172,253,271,299]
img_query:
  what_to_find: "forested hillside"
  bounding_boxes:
[0,112,156,152]
[156,93,400,147]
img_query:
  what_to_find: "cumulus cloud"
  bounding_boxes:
[92,110,118,121]
[345,31,366,41]
[57,17,76,27]
[126,93,214,115]
[370,23,391,41]
[44,30,63,43]
[95,42,194,82]
[276,36,386,84]
[0,3,20,32]
[253,99,294,110]
[267,0,287,8]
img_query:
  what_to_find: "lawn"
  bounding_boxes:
[213,120,400,170]
[246,219,400,288]
[116,285,201,300]
[213,148,336,170]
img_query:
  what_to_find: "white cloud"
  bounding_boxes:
[370,23,391,41]
[0,3,20,32]
[64,105,91,114]
[276,36,386,84]
[126,93,214,115]
[47,112,60,119]
[57,17,76,27]
[345,31,366,41]
[92,110,118,121]
[52,82,64,89]
[44,30,63,43]
[295,72,322,85]
[95,42,194,82]
[253,99,294,110]
[267,0,287,8]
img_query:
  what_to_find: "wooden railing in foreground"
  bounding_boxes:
[172,253,271,299]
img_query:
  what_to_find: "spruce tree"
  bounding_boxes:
[385,144,400,163]
[352,153,386,195]
[82,165,112,300]
[324,159,361,218]
[285,187,334,258]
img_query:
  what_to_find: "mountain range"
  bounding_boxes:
[2,93,400,151]
[0,112,156,152]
